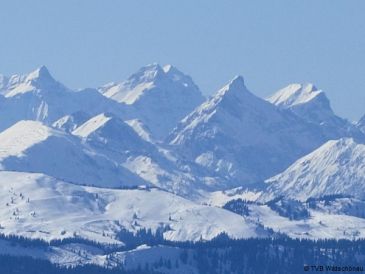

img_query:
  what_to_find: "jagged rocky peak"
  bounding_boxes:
[25,65,53,82]
[204,75,271,115]
[267,83,345,127]
[126,63,166,87]
[99,63,203,104]
[3,65,68,98]
[98,63,205,140]
[215,76,249,98]
[162,64,200,89]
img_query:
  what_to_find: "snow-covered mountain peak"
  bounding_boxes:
[72,112,148,150]
[162,64,173,73]
[169,76,332,187]
[204,75,260,112]
[126,63,165,87]
[262,137,365,201]
[99,63,204,140]
[4,66,68,98]
[162,64,200,89]
[268,83,323,108]
[216,75,247,97]
[25,65,53,82]
[98,64,163,105]
[266,83,357,133]
[99,63,202,105]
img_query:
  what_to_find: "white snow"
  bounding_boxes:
[262,138,365,201]
[248,203,365,240]
[99,63,205,140]
[169,76,329,187]
[0,64,364,270]
[0,121,53,160]
[201,187,262,207]
[267,83,322,108]
[0,171,260,243]
[125,119,154,143]
[102,81,155,105]
[0,120,146,188]
[72,113,113,138]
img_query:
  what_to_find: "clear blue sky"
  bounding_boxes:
[0,0,364,120]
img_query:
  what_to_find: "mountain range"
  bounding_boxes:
[1,64,365,272]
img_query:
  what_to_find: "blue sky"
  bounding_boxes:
[0,0,364,120]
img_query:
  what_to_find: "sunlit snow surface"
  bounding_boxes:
[0,64,365,271]
[0,171,260,244]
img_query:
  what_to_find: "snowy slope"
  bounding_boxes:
[0,171,261,243]
[99,64,205,140]
[125,119,154,143]
[72,113,154,153]
[72,113,208,197]
[169,76,328,187]
[267,83,364,140]
[52,111,91,132]
[247,202,365,240]
[268,83,325,110]
[261,138,365,201]
[0,67,127,131]
[0,120,145,188]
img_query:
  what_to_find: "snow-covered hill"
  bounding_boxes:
[0,171,261,243]
[99,64,205,140]
[169,76,329,187]
[0,120,145,188]
[261,138,365,201]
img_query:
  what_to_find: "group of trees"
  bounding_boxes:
[2,230,365,273]
[267,197,311,220]
[0,255,159,274]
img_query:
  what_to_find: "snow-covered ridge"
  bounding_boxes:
[268,83,323,108]
[1,64,365,252]
[261,138,365,201]
[0,121,54,160]
[0,67,130,132]
[0,120,146,188]
[267,82,365,141]
[2,66,69,98]
[72,113,113,138]
[98,63,205,140]
[52,111,91,132]
[99,63,202,105]
[169,76,330,187]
